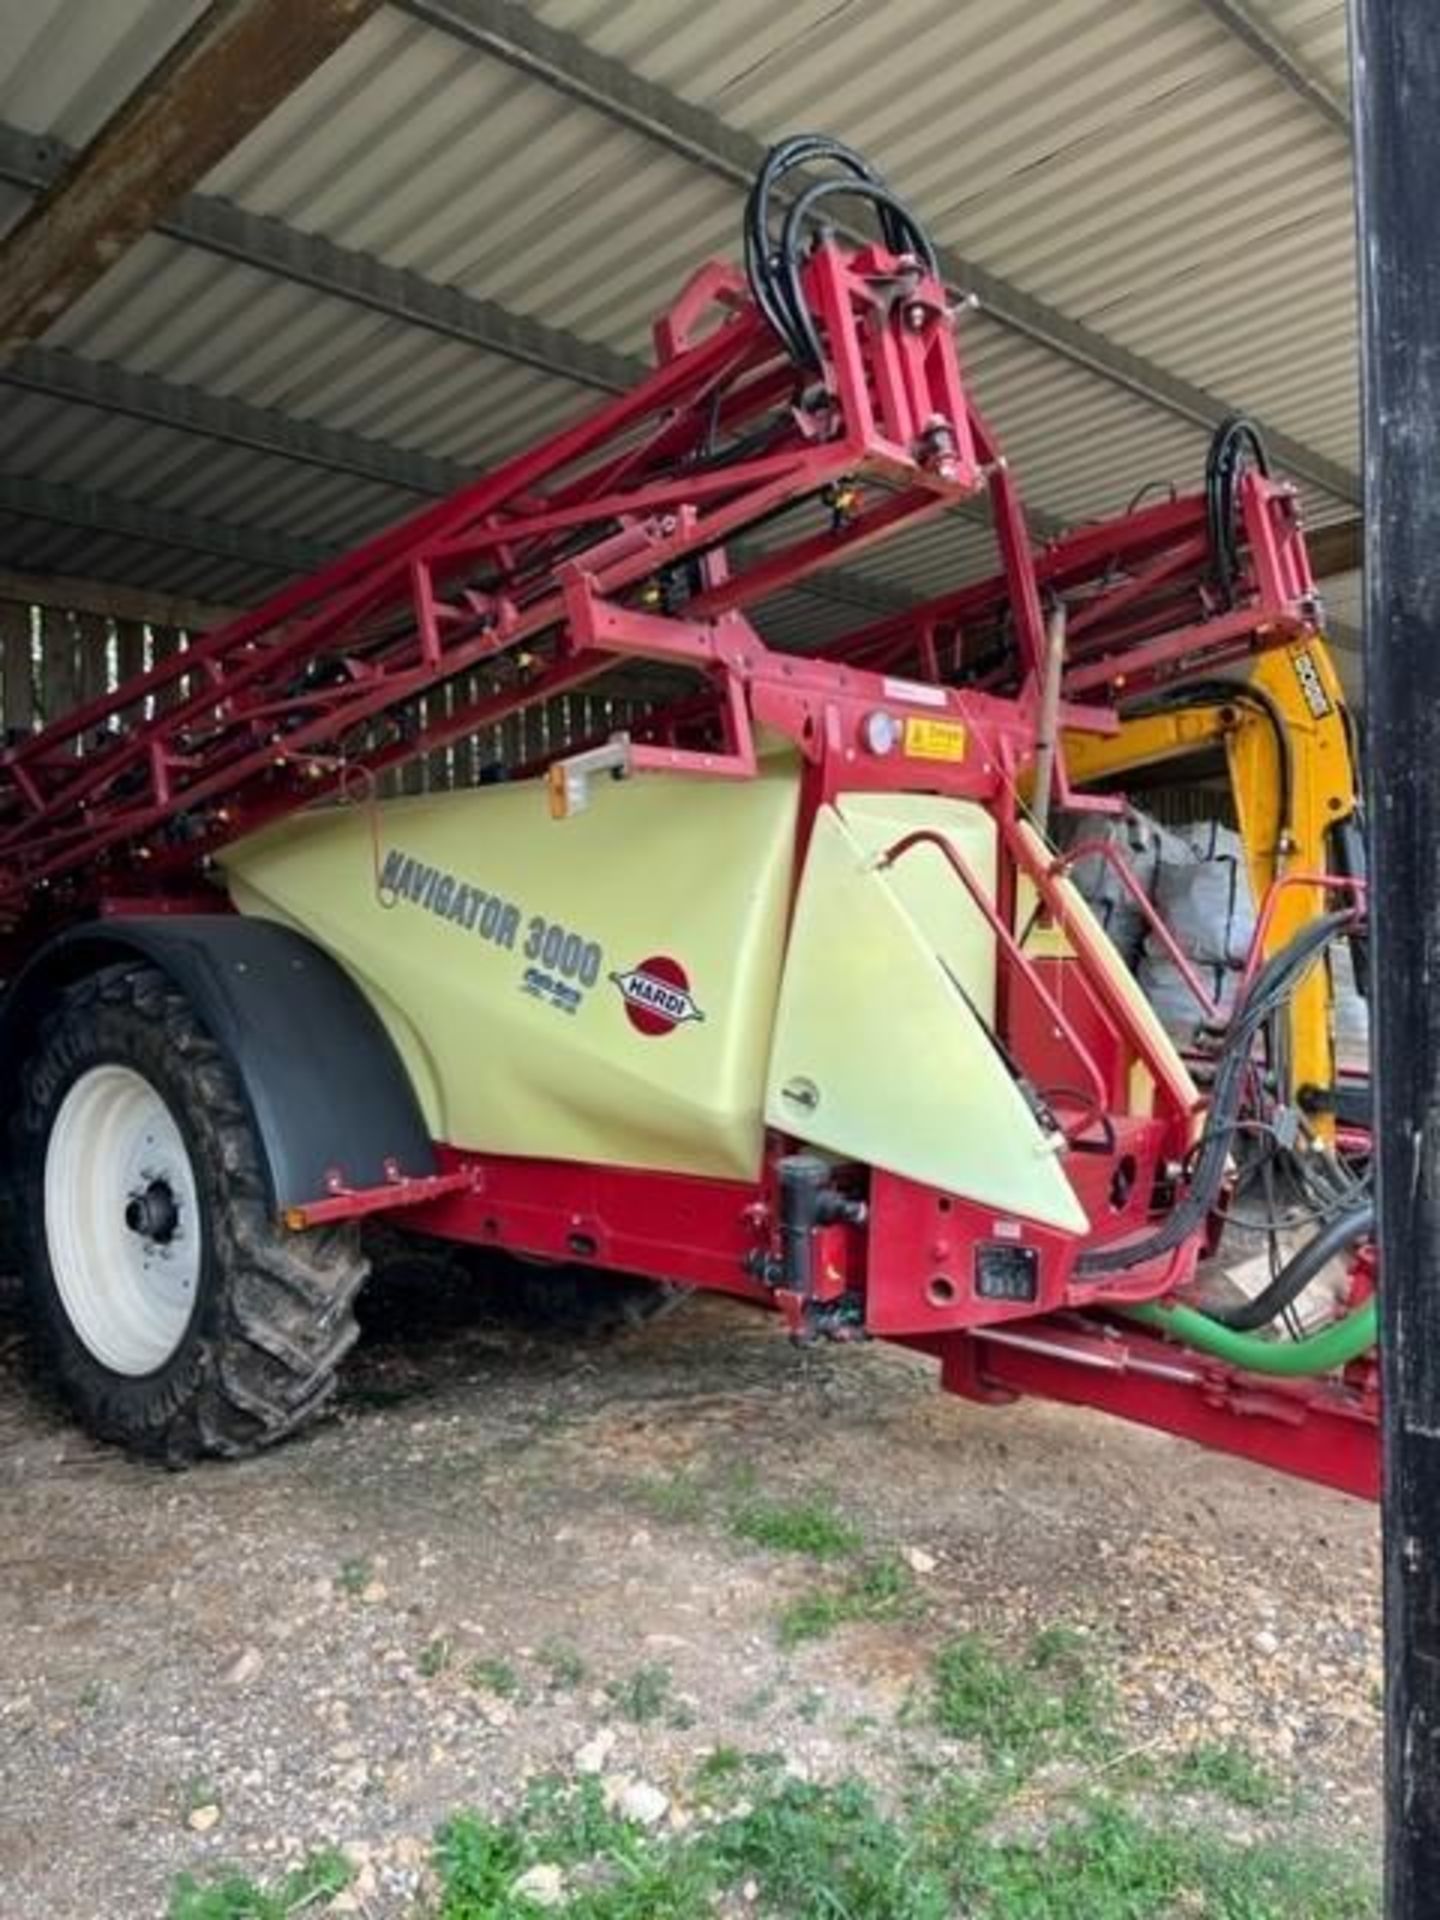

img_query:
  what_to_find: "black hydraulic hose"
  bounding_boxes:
[1333,706,1370,998]
[1205,416,1270,608]
[1075,908,1354,1276]
[1130,678,1294,849]
[746,135,906,282]
[746,136,882,363]
[1201,1201,1374,1332]
[744,135,937,373]
[775,178,938,373]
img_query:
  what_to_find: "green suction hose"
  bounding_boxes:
[1118,1298,1377,1377]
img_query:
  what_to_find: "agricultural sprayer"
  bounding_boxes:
[0,139,1374,1493]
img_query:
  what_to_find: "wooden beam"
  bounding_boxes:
[0,0,379,357]
[0,568,238,631]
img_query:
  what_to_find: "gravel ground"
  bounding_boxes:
[0,1266,1381,1918]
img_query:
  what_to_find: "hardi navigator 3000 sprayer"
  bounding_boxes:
[0,140,1375,1493]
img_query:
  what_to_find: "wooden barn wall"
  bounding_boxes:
[0,597,653,794]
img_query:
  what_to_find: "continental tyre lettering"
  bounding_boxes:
[376,847,596,984]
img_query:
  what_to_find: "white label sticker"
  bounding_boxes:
[882,677,948,708]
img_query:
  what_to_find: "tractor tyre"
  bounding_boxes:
[12,960,368,1463]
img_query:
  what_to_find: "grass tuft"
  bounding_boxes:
[956,1792,1375,1919]
[335,1557,372,1597]
[694,1744,751,1803]
[420,1732,1377,1920]
[731,1495,862,1560]
[712,1776,953,1920]
[168,1850,352,1919]
[633,1473,708,1525]
[778,1553,916,1647]
[466,1655,520,1698]
[418,1635,454,1679]
[605,1663,674,1725]
[932,1629,1109,1769]
[1173,1737,1283,1812]
[539,1641,587,1691]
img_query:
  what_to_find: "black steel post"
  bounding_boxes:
[1352,3,1440,1910]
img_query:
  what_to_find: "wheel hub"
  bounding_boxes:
[44,1064,203,1376]
[125,1178,180,1245]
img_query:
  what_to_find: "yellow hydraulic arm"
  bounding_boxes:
[1062,637,1362,1122]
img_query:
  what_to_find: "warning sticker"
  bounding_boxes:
[902,716,968,763]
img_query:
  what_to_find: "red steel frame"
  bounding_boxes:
[0,228,1374,1500]
[0,239,976,932]
[820,474,1321,707]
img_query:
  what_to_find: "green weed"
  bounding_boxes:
[777,1553,916,1646]
[432,1811,526,1914]
[539,1641,587,1690]
[467,1656,520,1698]
[731,1495,862,1560]
[420,1749,1375,1920]
[605,1663,673,1725]
[932,1628,1109,1769]
[168,1850,351,1919]
[336,1557,372,1597]
[957,1792,1375,1919]
[713,1776,952,1919]
[418,1635,454,1678]
[694,1744,749,1800]
[633,1473,707,1524]
[1173,1737,1283,1812]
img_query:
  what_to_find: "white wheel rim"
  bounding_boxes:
[44,1064,203,1376]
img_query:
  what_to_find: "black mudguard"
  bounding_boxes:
[0,916,436,1211]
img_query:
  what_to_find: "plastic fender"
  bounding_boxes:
[0,916,435,1211]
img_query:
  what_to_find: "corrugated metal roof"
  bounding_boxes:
[0,0,1361,672]
[47,236,594,462]
[1264,0,1350,96]
[521,0,1357,471]
[200,9,741,353]
[0,506,282,604]
[0,0,209,145]
[4,387,414,542]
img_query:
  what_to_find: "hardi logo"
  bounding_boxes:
[609,955,705,1036]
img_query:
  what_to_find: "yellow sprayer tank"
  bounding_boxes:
[221,764,1106,1231]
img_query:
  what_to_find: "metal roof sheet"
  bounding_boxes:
[0,0,209,145]
[46,235,594,463]
[0,0,1362,664]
